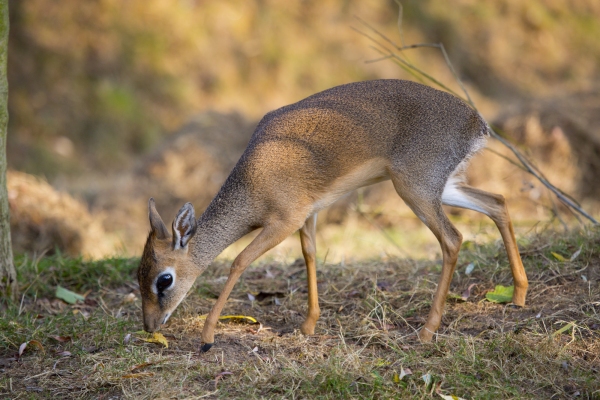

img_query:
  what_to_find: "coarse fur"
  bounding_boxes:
[137,79,528,348]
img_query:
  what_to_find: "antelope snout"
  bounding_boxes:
[143,317,159,333]
[143,310,172,332]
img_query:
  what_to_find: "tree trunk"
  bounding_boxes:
[0,0,15,300]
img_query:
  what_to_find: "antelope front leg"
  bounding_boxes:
[200,222,298,352]
[299,214,320,335]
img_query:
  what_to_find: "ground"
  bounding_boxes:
[1,228,599,399]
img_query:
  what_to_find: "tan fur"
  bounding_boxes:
[137,79,528,348]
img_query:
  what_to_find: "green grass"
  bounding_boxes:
[1,227,599,398]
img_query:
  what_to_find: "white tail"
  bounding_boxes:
[137,79,528,351]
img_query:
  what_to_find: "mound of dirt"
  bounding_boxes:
[7,171,116,259]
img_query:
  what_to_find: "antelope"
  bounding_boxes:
[137,79,528,352]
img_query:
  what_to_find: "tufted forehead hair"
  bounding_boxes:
[138,231,171,290]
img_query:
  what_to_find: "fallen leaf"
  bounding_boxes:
[123,333,131,344]
[131,360,164,372]
[247,293,256,302]
[18,342,27,357]
[122,293,137,304]
[570,246,582,261]
[394,366,412,383]
[422,373,433,388]
[485,285,514,304]
[139,332,168,348]
[122,372,155,379]
[551,252,566,262]
[55,351,71,357]
[461,284,477,301]
[18,340,44,358]
[49,336,71,343]
[400,367,412,380]
[198,314,259,324]
[55,286,86,304]
[464,262,475,275]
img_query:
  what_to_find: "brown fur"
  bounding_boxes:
[138,79,528,347]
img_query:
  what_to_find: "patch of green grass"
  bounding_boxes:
[13,254,139,298]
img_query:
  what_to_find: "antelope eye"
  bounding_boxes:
[156,274,173,292]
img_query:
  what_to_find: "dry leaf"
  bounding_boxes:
[399,366,412,380]
[131,360,164,372]
[570,246,582,261]
[464,262,475,275]
[198,314,259,324]
[551,252,566,262]
[461,284,477,301]
[18,340,44,358]
[139,332,169,348]
[49,335,71,342]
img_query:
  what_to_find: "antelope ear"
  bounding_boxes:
[172,202,197,250]
[148,198,170,240]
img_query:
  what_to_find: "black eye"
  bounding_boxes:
[156,274,173,293]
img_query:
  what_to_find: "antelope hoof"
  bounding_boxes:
[300,322,316,335]
[200,342,214,353]
[512,289,527,307]
[418,327,435,342]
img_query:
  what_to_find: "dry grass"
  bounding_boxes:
[1,227,599,399]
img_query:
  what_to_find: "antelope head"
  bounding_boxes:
[138,198,200,332]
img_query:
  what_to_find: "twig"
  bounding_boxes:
[353,7,598,225]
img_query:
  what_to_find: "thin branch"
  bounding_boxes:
[353,7,598,226]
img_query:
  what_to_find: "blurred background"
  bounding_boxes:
[5,0,600,262]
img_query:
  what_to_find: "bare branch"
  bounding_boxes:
[353,4,598,225]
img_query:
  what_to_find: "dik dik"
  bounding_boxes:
[137,79,528,351]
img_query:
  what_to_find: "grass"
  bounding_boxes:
[1,227,599,399]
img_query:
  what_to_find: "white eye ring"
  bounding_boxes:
[152,267,176,295]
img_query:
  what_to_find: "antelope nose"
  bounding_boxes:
[143,319,157,333]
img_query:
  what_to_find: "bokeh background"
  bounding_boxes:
[6,0,600,261]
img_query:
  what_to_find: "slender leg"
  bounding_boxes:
[391,176,463,342]
[299,214,320,335]
[415,206,462,342]
[200,221,299,351]
[442,184,528,305]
